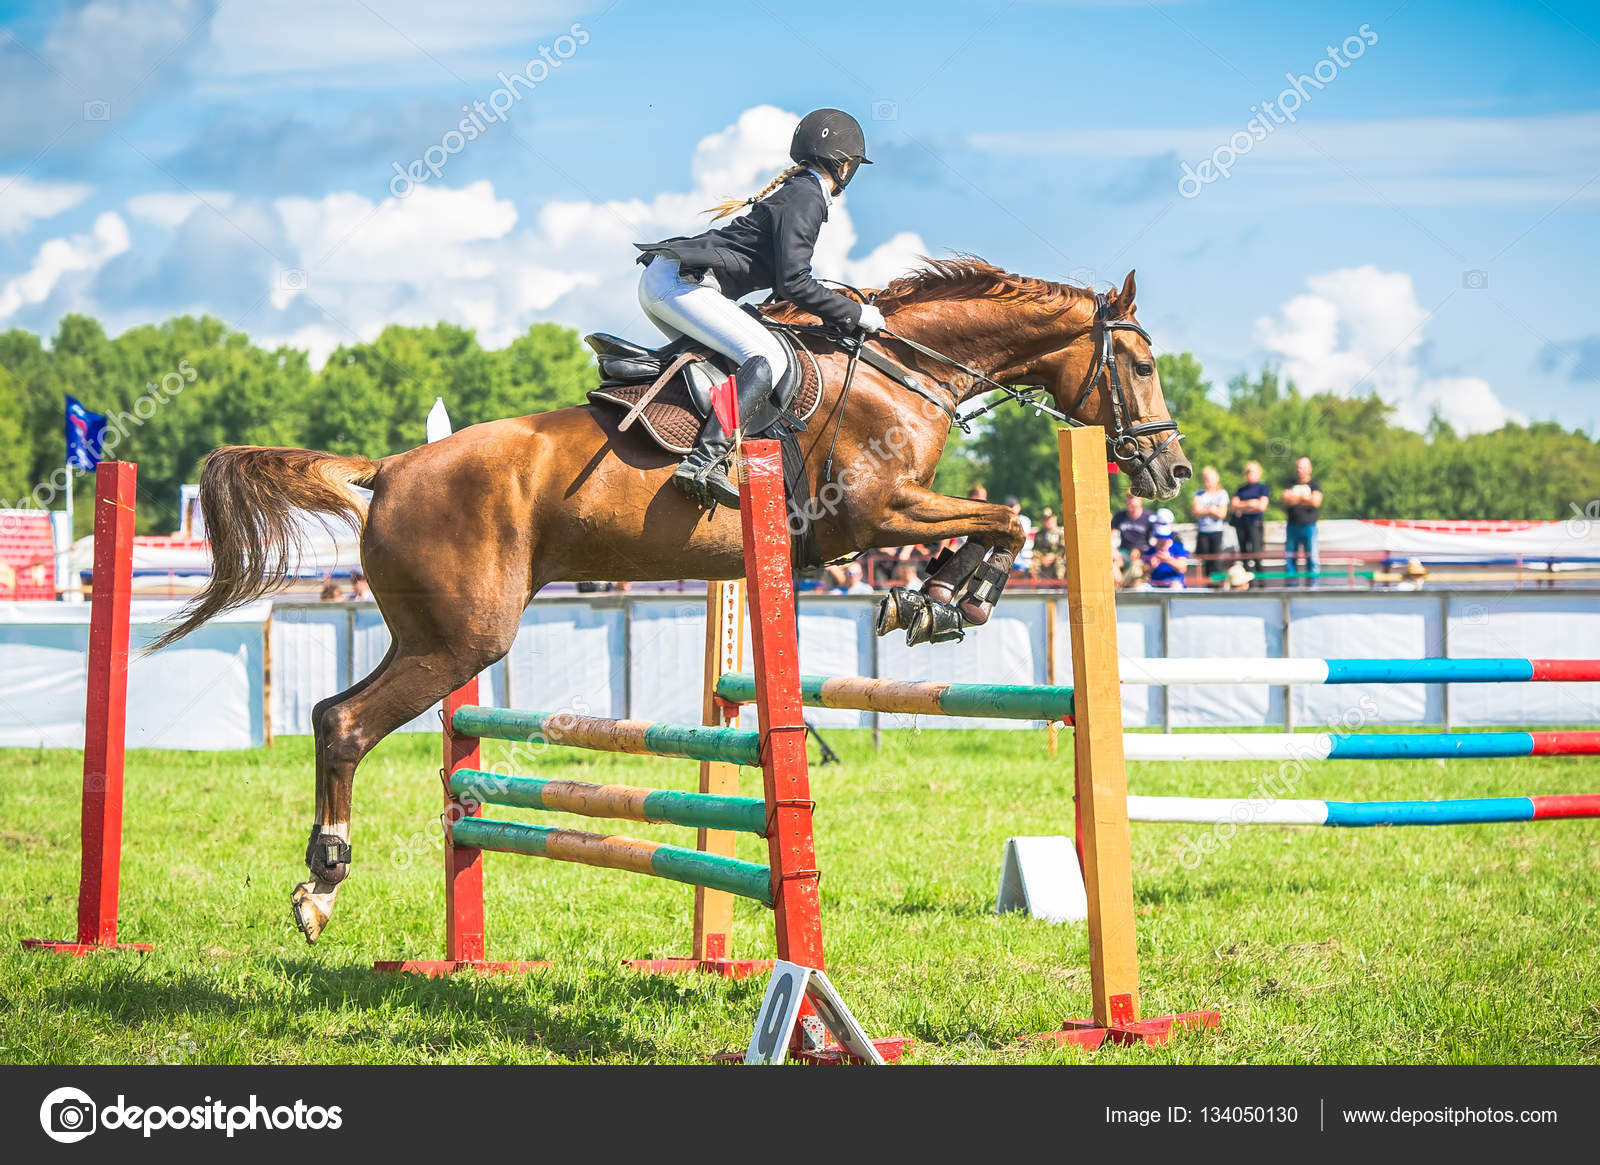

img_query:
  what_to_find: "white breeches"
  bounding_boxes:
[637,257,788,374]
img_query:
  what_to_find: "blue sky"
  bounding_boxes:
[2,0,1598,434]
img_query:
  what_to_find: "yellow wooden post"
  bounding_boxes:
[1057,427,1141,1025]
[1045,598,1058,757]
[692,579,745,961]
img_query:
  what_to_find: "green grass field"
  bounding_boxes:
[3,729,1597,1065]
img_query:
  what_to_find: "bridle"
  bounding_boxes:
[1065,292,1184,477]
[776,281,1185,478]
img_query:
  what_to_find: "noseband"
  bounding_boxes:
[1067,293,1184,476]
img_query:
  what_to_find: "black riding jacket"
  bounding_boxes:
[636,171,864,331]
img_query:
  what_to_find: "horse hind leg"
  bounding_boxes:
[291,644,493,943]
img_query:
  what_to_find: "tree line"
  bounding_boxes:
[2,313,1594,536]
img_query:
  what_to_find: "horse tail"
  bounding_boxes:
[148,446,378,651]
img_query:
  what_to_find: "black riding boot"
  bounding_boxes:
[672,356,774,509]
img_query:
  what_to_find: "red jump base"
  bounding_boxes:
[373,959,552,977]
[21,939,154,956]
[1033,994,1219,1050]
[626,956,774,980]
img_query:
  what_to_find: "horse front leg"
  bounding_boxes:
[867,486,1025,645]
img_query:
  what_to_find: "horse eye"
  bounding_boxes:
[1134,362,1154,377]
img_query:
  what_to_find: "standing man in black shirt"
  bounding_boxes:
[1111,494,1155,579]
[1230,460,1270,574]
[1280,457,1323,587]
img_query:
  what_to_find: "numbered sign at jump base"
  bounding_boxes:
[745,961,886,1065]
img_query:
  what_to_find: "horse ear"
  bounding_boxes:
[1115,269,1138,311]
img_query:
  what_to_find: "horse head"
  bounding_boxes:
[876,259,1190,499]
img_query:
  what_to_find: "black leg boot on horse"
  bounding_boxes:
[672,356,775,509]
[876,539,988,645]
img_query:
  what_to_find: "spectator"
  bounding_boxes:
[1031,508,1066,580]
[1111,494,1154,572]
[1230,461,1270,573]
[1280,456,1323,587]
[318,576,341,602]
[833,562,875,595]
[1146,522,1189,589]
[1004,495,1034,573]
[1222,562,1254,591]
[348,570,372,600]
[888,559,921,588]
[1191,467,1230,574]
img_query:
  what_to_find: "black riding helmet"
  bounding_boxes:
[790,108,872,189]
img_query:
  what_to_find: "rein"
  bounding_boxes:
[882,292,1184,476]
[766,283,1185,479]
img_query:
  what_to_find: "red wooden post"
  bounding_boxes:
[24,461,152,955]
[740,441,823,972]
[375,677,547,974]
[443,679,488,964]
[739,440,906,1063]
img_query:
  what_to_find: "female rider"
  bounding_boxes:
[635,108,884,507]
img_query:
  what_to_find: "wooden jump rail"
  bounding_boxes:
[716,673,1075,721]
[450,707,761,766]
[446,768,773,902]
[451,771,769,835]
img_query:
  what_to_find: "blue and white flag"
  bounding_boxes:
[65,395,108,471]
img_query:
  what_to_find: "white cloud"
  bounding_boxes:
[972,111,1600,206]
[1254,265,1516,435]
[0,213,131,322]
[1,0,213,154]
[248,105,926,363]
[1254,265,1518,434]
[205,0,586,82]
[0,177,93,237]
[124,191,236,229]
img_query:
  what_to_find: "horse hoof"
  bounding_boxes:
[291,880,336,945]
[875,586,924,636]
[926,599,967,644]
[907,598,965,646]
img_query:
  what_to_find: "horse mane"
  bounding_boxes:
[874,255,1090,313]
[761,255,1092,323]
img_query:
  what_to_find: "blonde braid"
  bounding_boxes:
[704,164,809,221]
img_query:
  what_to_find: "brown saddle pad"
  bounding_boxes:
[588,340,824,455]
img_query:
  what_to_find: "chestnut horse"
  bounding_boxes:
[151,258,1189,942]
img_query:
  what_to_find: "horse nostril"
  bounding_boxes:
[1173,464,1192,481]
